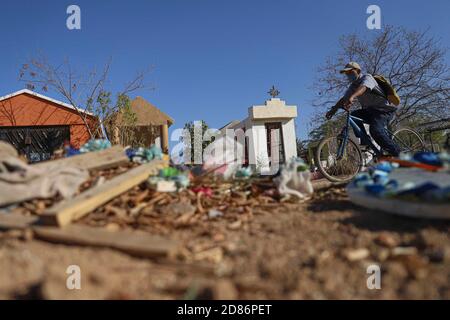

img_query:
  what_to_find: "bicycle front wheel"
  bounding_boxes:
[392,128,426,154]
[315,136,363,183]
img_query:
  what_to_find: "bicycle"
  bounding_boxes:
[314,109,426,183]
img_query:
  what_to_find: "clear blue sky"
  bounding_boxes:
[1,0,449,141]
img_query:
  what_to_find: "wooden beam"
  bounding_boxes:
[32,145,129,172]
[39,159,167,226]
[33,225,178,259]
[311,179,347,191]
[160,124,169,154]
[0,213,38,231]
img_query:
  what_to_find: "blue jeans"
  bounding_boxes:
[351,108,401,156]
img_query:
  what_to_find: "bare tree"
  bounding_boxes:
[19,53,154,139]
[312,26,450,128]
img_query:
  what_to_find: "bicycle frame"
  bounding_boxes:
[336,112,382,159]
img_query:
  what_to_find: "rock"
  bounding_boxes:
[213,279,238,300]
[194,247,224,264]
[385,261,408,279]
[414,230,448,249]
[215,261,234,277]
[208,209,223,219]
[160,202,196,216]
[424,247,448,263]
[174,212,196,227]
[343,248,370,262]
[391,247,418,257]
[212,233,225,242]
[400,255,428,279]
[375,233,398,248]
[228,220,242,230]
[389,247,428,279]
[376,248,390,262]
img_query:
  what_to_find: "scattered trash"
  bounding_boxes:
[202,136,244,180]
[126,145,163,163]
[274,158,313,200]
[147,167,191,192]
[235,167,253,179]
[159,167,181,178]
[208,209,224,219]
[154,180,177,193]
[65,146,81,157]
[192,187,213,198]
[171,174,190,189]
[412,152,443,167]
[79,139,112,153]
[348,154,450,219]
[352,158,450,202]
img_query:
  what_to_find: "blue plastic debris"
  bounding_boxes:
[353,173,374,188]
[397,182,441,197]
[365,184,386,196]
[235,167,253,178]
[127,145,163,163]
[79,139,111,153]
[413,152,442,167]
[373,161,395,173]
[147,170,190,191]
[352,152,450,202]
[65,146,81,157]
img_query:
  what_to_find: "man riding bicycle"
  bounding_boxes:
[325,62,401,157]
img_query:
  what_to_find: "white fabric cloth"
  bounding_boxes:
[0,157,89,207]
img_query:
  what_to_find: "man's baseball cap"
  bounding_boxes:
[339,62,361,73]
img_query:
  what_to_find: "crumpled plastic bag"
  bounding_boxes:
[0,157,89,207]
[79,139,112,153]
[202,136,244,180]
[274,158,313,200]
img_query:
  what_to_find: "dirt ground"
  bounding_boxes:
[1,185,449,300]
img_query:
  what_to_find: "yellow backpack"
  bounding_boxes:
[373,74,401,106]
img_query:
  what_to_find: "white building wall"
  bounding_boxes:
[282,118,298,161]
[249,122,270,172]
[219,98,299,173]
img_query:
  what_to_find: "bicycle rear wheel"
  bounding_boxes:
[315,136,363,183]
[392,128,426,154]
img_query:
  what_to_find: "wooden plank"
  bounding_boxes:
[39,159,167,226]
[311,178,347,191]
[0,213,38,231]
[32,145,129,172]
[33,225,178,259]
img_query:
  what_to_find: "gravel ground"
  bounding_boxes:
[1,185,449,300]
